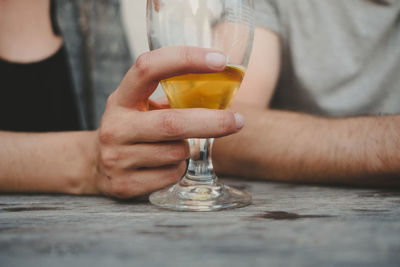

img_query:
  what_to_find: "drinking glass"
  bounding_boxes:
[147,0,254,211]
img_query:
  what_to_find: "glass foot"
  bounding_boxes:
[149,178,252,212]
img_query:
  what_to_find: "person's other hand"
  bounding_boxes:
[92,46,244,199]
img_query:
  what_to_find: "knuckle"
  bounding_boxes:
[134,52,152,77]
[98,125,115,145]
[167,162,187,181]
[99,115,124,145]
[179,47,195,65]
[217,112,235,135]
[159,111,185,138]
[99,147,120,170]
[109,180,131,199]
[168,141,190,162]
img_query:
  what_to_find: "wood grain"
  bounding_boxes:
[1,179,399,267]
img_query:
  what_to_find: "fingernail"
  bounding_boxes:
[206,52,226,69]
[234,113,245,130]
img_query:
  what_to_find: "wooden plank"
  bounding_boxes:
[0,179,399,267]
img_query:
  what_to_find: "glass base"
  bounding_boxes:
[149,177,252,212]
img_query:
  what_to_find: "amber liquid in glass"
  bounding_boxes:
[161,65,244,109]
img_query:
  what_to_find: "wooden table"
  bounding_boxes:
[1,179,399,267]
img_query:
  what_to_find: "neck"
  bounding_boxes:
[0,0,62,63]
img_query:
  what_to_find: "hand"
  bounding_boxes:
[92,46,244,199]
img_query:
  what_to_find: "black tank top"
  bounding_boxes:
[0,0,80,132]
[0,47,80,132]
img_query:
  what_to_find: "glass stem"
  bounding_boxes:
[183,138,218,185]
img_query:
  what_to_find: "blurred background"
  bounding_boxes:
[121,0,165,99]
[121,0,148,59]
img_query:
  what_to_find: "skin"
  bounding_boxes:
[0,0,62,63]
[0,0,244,198]
[213,27,400,188]
[3,1,397,195]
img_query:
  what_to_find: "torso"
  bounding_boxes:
[0,0,80,131]
[0,0,63,63]
[256,0,400,116]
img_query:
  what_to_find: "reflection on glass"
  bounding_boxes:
[147,0,255,211]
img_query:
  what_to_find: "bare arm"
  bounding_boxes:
[214,107,400,187]
[0,131,97,194]
[0,1,243,196]
[0,47,243,197]
[213,27,400,188]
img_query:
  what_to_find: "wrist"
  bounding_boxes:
[68,130,101,195]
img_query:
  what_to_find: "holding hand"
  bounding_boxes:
[92,46,244,198]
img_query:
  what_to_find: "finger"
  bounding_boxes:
[153,0,161,12]
[148,98,170,110]
[115,46,227,108]
[105,162,187,198]
[134,109,245,142]
[100,141,189,169]
[99,108,245,144]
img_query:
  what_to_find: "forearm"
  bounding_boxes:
[0,131,98,194]
[213,105,400,187]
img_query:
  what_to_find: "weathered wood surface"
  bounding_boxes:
[1,179,399,267]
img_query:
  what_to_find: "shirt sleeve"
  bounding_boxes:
[254,0,280,34]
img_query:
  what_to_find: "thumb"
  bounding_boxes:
[114,46,226,110]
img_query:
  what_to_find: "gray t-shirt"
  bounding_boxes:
[255,0,400,116]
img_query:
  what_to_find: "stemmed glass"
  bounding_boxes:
[147,0,255,211]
